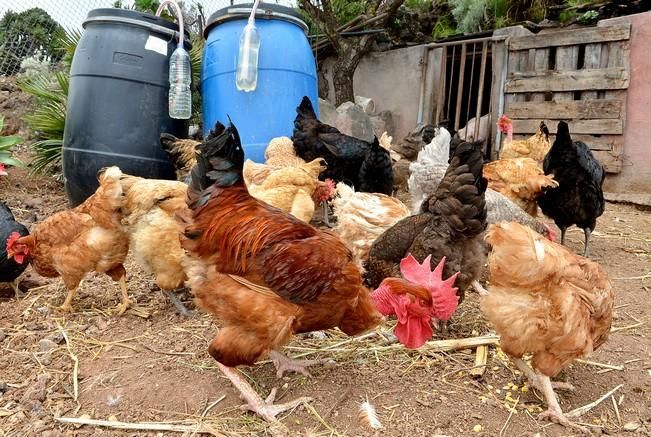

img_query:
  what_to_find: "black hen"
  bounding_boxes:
[537,121,605,257]
[292,96,393,194]
[1,202,29,296]
[364,142,488,312]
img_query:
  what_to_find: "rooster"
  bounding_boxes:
[365,142,488,331]
[482,221,614,431]
[180,120,435,424]
[1,202,29,297]
[6,167,130,313]
[537,121,605,256]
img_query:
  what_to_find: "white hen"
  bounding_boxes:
[407,126,452,213]
[332,182,411,268]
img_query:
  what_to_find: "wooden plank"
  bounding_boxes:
[531,48,549,102]
[454,43,467,130]
[593,150,623,173]
[504,99,622,120]
[505,67,629,93]
[490,39,508,159]
[554,45,578,101]
[605,40,630,162]
[512,118,623,135]
[512,133,615,151]
[473,41,488,140]
[582,44,602,99]
[509,23,630,50]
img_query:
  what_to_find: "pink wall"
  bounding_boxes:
[603,12,651,193]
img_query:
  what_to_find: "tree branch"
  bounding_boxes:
[297,0,344,55]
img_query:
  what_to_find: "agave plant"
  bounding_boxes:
[17,71,68,175]
[0,115,25,168]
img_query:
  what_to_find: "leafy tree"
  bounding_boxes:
[298,0,406,105]
[0,8,64,76]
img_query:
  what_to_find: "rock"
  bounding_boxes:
[0,381,7,392]
[354,96,375,114]
[623,422,641,431]
[23,197,44,209]
[0,328,5,342]
[21,373,50,405]
[370,110,394,140]
[318,98,337,126]
[335,102,375,142]
[39,338,57,352]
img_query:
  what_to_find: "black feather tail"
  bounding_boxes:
[159,133,186,170]
[189,121,245,202]
[296,96,317,121]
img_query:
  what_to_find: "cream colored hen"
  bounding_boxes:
[119,175,193,316]
[243,136,306,186]
[247,159,327,223]
[332,182,410,268]
[497,115,551,163]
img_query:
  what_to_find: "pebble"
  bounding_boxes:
[39,338,57,353]
[0,329,5,342]
[623,422,641,431]
[0,381,7,392]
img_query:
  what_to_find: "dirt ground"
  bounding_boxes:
[1,157,650,437]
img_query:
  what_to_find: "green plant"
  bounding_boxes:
[0,115,25,168]
[404,0,432,12]
[17,72,68,174]
[432,15,456,39]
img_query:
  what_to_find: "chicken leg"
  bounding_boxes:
[582,228,592,258]
[9,280,23,299]
[559,226,567,245]
[512,358,575,392]
[163,289,194,317]
[321,201,332,228]
[116,275,132,315]
[215,362,312,424]
[472,280,489,296]
[269,350,333,378]
[58,283,80,313]
[537,373,587,432]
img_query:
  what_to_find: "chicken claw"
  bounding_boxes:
[57,303,74,313]
[216,362,312,425]
[269,350,334,378]
[538,409,588,433]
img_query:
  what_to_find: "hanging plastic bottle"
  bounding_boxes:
[156,0,191,119]
[168,46,192,119]
[236,0,261,92]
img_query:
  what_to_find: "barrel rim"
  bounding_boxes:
[204,2,308,38]
[84,8,192,43]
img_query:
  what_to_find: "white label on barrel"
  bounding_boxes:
[145,36,168,56]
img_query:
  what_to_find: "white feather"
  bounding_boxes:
[359,400,383,430]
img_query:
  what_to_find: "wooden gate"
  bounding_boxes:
[501,23,630,173]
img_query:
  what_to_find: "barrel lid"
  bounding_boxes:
[84,8,192,43]
[205,3,308,38]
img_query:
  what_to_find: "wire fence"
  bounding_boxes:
[0,0,290,77]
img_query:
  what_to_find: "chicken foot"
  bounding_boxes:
[269,350,333,378]
[58,282,80,313]
[162,289,194,317]
[472,280,489,296]
[215,362,312,424]
[537,373,588,433]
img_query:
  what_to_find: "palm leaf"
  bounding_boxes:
[29,139,63,174]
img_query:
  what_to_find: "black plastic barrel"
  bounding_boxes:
[63,8,191,206]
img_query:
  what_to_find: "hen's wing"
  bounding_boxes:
[364,213,433,287]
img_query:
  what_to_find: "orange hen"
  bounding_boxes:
[6,167,130,314]
[483,157,558,216]
[181,121,388,424]
[482,221,614,430]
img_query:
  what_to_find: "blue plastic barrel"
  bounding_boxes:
[202,3,319,162]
